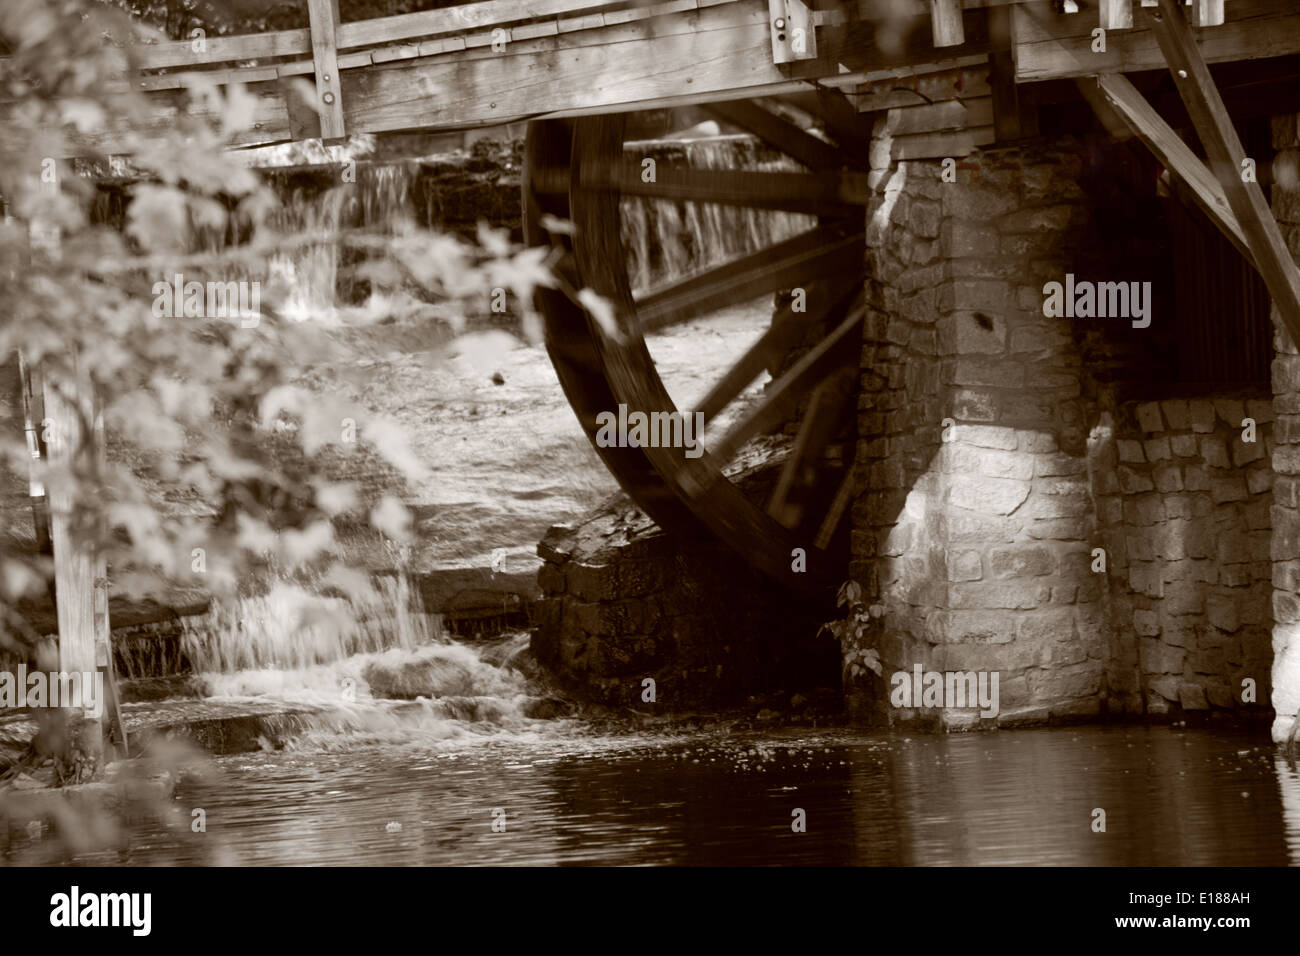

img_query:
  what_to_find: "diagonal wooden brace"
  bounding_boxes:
[1085,73,1254,267]
[1144,0,1300,345]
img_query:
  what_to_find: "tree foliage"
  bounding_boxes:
[0,0,556,796]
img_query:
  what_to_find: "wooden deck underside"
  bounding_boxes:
[15,0,1298,157]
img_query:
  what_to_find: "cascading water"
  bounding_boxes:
[119,136,796,746]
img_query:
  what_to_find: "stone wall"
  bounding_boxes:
[1270,112,1300,744]
[1094,397,1274,719]
[532,479,838,710]
[851,134,1107,728]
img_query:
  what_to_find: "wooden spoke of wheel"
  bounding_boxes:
[701,99,850,171]
[767,364,857,528]
[575,163,872,217]
[706,298,865,465]
[693,271,862,423]
[634,225,864,331]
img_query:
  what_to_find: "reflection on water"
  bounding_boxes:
[15,725,1300,866]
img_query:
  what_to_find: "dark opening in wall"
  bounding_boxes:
[1166,118,1274,393]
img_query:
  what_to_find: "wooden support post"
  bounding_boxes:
[989,7,1036,141]
[1100,0,1134,30]
[1089,73,1254,266]
[767,0,817,64]
[1145,0,1300,345]
[42,356,103,767]
[307,0,346,141]
[930,0,965,48]
[1191,0,1225,28]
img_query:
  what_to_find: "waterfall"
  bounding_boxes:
[179,572,436,676]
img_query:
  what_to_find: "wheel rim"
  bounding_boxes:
[525,97,870,594]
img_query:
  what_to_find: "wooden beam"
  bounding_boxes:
[1144,0,1300,342]
[633,228,864,329]
[1090,73,1254,265]
[308,0,346,141]
[930,0,966,48]
[1013,0,1300,83]
[578,164,872,215]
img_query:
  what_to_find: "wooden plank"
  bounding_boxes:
[892,123,994,158]
[1100,0,1134,31]
[604,0,697,25]
[1091,73,1254,265]
[344,2,852,139]
[308,0,346,140]
[931,0,966,47]
[58,1,875,154]
[1013,0,1300,83]
[1144,0,1300,344]
[882,95,993,135]
[110,0,630,70]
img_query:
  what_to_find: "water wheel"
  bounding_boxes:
[523,98,871,595]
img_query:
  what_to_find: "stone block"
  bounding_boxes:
[1161,400,1191,430]
[1232,437,1265,466]
[1141,638,1185,673]
[959,424,1019,450]
[1117,439,1145,463]
[989,545,1056,578]
[1133,609,1161,636]
[1135,402,1164,433]
[946,443,1034,481]
[949,474,1031,515]
[1179,683,1210,710]
[949,549,983,582]
[1213,398,1245,426]
[1143,437,1171,462]
[1153,464,1184,493]
[1170,434,1198,458]
[1188,399,1216,433]
[1210,475,1248,503]
[1199,436,1229,468]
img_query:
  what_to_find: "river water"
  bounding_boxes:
[18,705,1300,866]
[9,614,1300,867]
